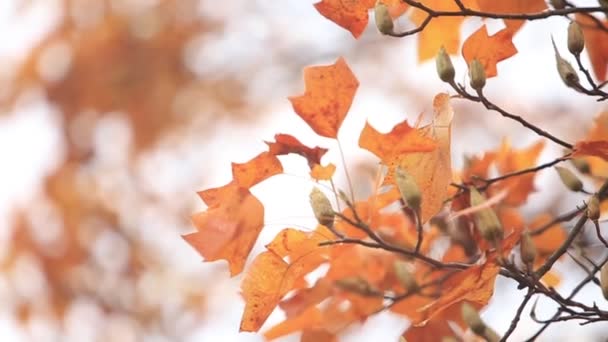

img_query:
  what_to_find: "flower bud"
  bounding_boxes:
[570,158,590,174]
[601,262,608,300]
[436,46,455,83]
[469,188,504,243]
[461,302,486,335]
[374,2,394,35]
[395,167,421,211]
[568,21,585,55]
[310,188,335,228]
[520,230,537,266]
[555,166,583,192]
[552,37,580,88]
[335,277,377,296]
[393,260,419,293]
[550,0,567,9]
[468,59,486,91]
[587,195,600,221]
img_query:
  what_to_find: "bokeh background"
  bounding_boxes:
[0,0,607,341]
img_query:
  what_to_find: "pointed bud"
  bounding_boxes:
[335,277,378,296]
[552,37,580,88]
[555,166,583,192]
[374,1,394,35]
[461,302,486,335]
[468,59,486,91]
[570,158,590,174]
[550,0,567,9]
[395,167,421,211]
[393,261,419,293]
[310,188,335,228]
[520,230,537,266]
[436,46,455,83]
[568,22,585,55]
[587,195,600,221]
[469,188,504,243]
[601,262,608,300]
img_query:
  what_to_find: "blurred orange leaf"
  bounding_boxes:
[266,134,328,168]
[311,163,336,180]
[358,120,437,163]
[462,25,518,78]
[476,0,547,31]
[573,140,608,161]
[184,182,264,276]
[529,214,567,256]
[232,152,283,188]
[289,57,359,138]
[264,306,323,340]
[576,14,608,82]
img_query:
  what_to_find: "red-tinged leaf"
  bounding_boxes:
[266,134,328,168]
[313,0,407,38]
[232,152,283,188]
[462,25,517,78]
[358,119,437,163]
[573,140,608,161]
[476,0,547,31]
[576,14,608,82]
[289,57,359,138]
[264,306,323,340]
[311,163,336,181]
[184,182,264,276]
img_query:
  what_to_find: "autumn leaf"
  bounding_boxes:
[384,93,454,223]
[313,0,408,38]
[266,134,328,168]
[573,140,608,161]
[462,25,518,78]
[476,0,547,32]
[232,152,283,188]
[358,119,437,163]
[529,214,567,257]
[576,14,608,82]
[240,228,328,332]
[184,182,264,276]
[289,57,359,138]
[311,163,336,180]
[409,0,479,61]
[264,306,323,340]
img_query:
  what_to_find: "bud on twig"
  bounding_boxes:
[469,188,504,243]
[436,46,455,83]
[552,37,580,88]
[550,0,567,9]
[587,195,600,221]
[374,1,394,35]
[520,230,537,267]
[570,158,590,174]
[461,303,500,342]
[601,262,608,300]
[468,59,486,91]
[310,188,335,228]
[567,21,585,56]
[395,167,421,211]
[393,261,419,293]
[335,277,378,296]
[555,166,583,192]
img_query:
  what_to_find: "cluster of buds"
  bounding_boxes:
[309,188,335,228]
[555,166,583,192]
[461,303,500,342]
[434,48,486,91]
[469,188,504,244]
[374,1,394,35]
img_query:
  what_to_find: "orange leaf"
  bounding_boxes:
[529,214,567,256]
[264,306,323,340]
[576,14,608,82]
[232,152,283,188]
[313,0,407,38]
[358,119,437,163]
[384,93,454,223]
[184,182,264,276]
[311,163,336,180]
[266,134,328,168]
[409,0,479,61]
[462,25,517,78]
[573,140,608,161]
[289,57,359,138]
[476,0,547,31]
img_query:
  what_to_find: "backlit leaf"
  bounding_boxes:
[462,25,518,78]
